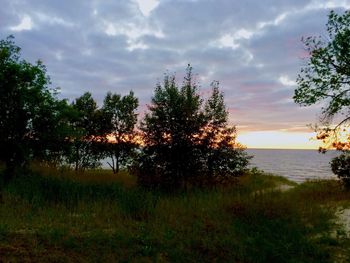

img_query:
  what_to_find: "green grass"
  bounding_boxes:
[0,168,350,262]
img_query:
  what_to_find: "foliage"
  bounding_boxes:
[135,66,250,190]
[294,10,350,151]
[0,35,248,185]
[201,81,251,181]
[101,91,139,173]
[137,66,205,189]
[33,99,78,167]
[66,92,103,171]
[331,153,350,187]
[0,35,63,181]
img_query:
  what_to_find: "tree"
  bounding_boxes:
[331,153,350,187]
[135,65,249,190]
[101,91,139,173]
[30,98,76,167]
[294,10,350,151]
[137,66,205,189]
[0,36,59,182]
[67,92,103,171]
[202,81,250,181]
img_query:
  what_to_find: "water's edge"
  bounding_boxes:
[246,149,339,183]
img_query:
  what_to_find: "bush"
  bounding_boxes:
[331,153,350,187]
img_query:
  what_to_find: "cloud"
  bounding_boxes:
[10,15,33,31]
[279,75,296,86]
[135,0,160,16]
[1,0,349,134]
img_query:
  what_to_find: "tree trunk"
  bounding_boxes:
[116,155,119,174]
[107,155,116,174]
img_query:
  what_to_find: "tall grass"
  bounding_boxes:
[5,167,158,219]
[0,167,349,262]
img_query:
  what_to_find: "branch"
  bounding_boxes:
[331,88,350,100]
[107,155,115,170]
[315,91,335,98]
[334,116,350,130]
[330,60,342,72]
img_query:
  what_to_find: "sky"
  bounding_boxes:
[1,0,349,149]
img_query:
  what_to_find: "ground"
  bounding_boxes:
[0,168,350,262]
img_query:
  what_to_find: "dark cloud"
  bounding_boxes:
[1,0,349,133]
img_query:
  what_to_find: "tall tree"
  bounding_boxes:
[67,92,102,171]
[203,81,228,146]
[138,66,206,189]
[101,91,138,173]
[202,81,250,180]
[31,98,76,167]
[294,10,350,151]
[136,66,249,190]
[0,36,58,182]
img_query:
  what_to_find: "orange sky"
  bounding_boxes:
[237,131,323,149]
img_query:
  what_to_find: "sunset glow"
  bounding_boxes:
[3,1,349,150]
[237,131,323,149]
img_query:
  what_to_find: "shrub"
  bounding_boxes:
[331,153,350,187]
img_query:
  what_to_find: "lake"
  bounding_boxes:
[246,149,340,183]
[102,148,340,183]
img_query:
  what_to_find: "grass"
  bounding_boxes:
[0,167,350,262]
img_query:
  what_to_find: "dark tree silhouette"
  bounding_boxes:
[67,92,103,171]
[294,10,350,151]
[101,91,139,173]
[202,81,250,181]
[0,36,61,182]
[134,66,250,190]
[293,10,350,186]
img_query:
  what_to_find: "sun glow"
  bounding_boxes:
[106,133,145,146]
[237,131,323,149]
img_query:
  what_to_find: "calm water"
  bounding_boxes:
[246,149,340,183]
[102,149,339,183]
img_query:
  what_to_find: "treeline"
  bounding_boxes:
[0,36,250,190]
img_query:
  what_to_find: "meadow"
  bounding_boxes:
[1,166,350,262]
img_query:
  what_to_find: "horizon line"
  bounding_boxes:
[244,147,336,151]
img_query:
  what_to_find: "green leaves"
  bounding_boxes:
[294,10,350,152]
[101,91,139,173]
[102,91,138,135]
[137,66,249,190]
[0,35,56,172]
[0,36,247,188]
[205,81,228,127]
[294,10,350,121]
